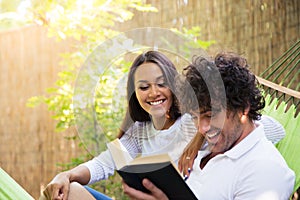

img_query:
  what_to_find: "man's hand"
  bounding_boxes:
[122,179,169,200]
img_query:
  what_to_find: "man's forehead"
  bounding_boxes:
[190,108,210,115]
[190,106,222,114]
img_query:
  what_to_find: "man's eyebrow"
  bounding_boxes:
[200,110,211,114]
[191,109,210,115]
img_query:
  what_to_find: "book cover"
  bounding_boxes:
[107,139,197,200]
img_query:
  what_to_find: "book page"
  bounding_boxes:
[130,154,181,175]
[107,139,133,170]
[130,154,171,165]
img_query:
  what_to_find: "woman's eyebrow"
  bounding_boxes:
[136,80,148,83]
[155,75,164,81]
[136,75,164,84]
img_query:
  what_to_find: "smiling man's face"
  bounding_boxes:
[190,108,245,153]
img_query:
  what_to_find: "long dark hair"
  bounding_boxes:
[118,51,181,138]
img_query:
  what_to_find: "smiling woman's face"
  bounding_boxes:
[134,62,173,120]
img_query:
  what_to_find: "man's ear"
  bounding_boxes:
[240,106,250,124]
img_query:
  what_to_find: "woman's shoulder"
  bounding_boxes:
[259,115,286,144]
[180,113,195,125]
[179,113,197,133]
[123,121,152,136]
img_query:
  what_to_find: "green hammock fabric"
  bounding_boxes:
[0,168,34,200]
[263,95,300,192]
[259,39,300,117]
[259,40,300,193]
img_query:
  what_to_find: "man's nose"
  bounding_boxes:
[197,119,211,135]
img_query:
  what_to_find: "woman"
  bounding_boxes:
[40,51,285,200]
[40,51,197,200]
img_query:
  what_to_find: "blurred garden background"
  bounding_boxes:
[0,0,299,199]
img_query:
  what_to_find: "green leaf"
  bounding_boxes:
[263,94,300,192]
[26,96,45,107]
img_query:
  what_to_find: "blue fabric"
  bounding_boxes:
[84,186,112,200]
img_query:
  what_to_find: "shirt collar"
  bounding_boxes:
[224,121,265,159]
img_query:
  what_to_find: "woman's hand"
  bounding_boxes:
[122,179,169,200]
[178,132,204,179]
[40,172,71,200]
[39,165,91,200]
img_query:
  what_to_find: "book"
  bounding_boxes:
[107,139,198,200]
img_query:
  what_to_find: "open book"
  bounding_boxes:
[107,139,197,200]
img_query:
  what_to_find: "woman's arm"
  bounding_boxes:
[40,165,91,200]
[178,132,205,178]
[260,115,286,144]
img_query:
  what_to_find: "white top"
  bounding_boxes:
[83,115,286,185]
[186,122,295,200]
[260,115,285,144]
[83,114,196,184]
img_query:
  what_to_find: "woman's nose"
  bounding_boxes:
[149,84,159,97]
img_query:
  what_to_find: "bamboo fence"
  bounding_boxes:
[0,0,298,198]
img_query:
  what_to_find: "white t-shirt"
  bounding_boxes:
[186,122,295,200]
[83,114,196,184]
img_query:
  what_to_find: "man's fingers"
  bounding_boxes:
[122,181,149,200]
[142,179,168,200]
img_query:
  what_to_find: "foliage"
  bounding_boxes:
[26,0,157,132]
[0,0,32,30]
[263,94,300,193]
[171,27,215,49]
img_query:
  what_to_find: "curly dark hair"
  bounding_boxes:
[178,52,265,121]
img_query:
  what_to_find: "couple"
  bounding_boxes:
[41,51,295,200]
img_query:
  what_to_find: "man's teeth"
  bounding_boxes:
[150,100,163,105]
[207,131,220,139]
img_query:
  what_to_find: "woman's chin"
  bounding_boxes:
[150,112,168,120]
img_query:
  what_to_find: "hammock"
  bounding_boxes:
[258,39,300,117]
[258,40,300,193]
[0,168,34,200]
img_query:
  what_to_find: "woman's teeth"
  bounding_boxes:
[149,100,163,105]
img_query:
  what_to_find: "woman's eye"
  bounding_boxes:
[139,86,149,90]
[157,83,167,87]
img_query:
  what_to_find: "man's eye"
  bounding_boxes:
[191,115,198,120]
[204,113,213,118]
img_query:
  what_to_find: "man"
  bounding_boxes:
[123,52,295,199]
